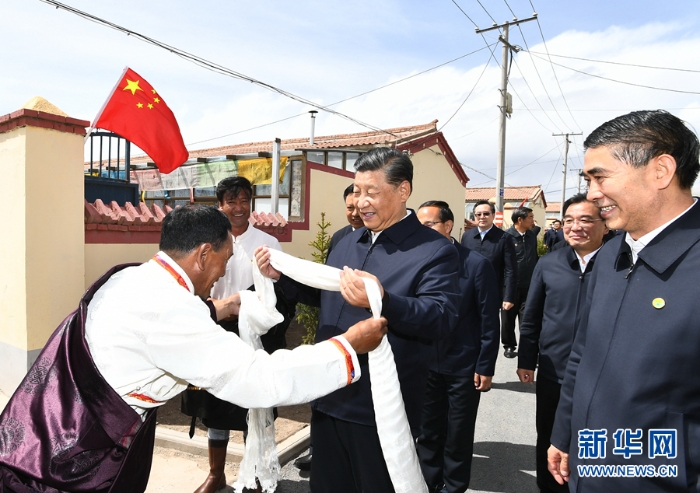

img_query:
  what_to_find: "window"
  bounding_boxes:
[303,150,364,171]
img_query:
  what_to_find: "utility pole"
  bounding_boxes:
[552,133,582,219]
[476,14,537,215]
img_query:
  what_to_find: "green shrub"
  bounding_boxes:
[297,212,332,344]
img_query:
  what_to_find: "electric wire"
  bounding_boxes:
[188,44,494,146]
[529,52,700,95]
[510,55,562,131]
[474,0,497,24]
[525,0,583,133]
[526,50,700,74]
[39,0,403,139]
[514,24,571,130]
[439,50,495,131]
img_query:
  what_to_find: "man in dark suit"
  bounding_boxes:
[501,207,540,358]
[548,110,700,492]
[296,183,365,472]
[256,147,461,493]
[517,193,608,493]
[328,184,365,257]
[416,201,500,493]
[461,200,517,350]
[544,220,564,252]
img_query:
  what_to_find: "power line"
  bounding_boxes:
[474,0,497,24]
[439,51,495,131]
[504,144,561,176]
[527,1,584,133]
[510,55,562,131]
[188,44,494,146]
[526,50,700,74]
[40,0,403,139]
[529,52,700,95]
[513,22,571,130]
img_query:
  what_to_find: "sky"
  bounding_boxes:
[3,0,700,201]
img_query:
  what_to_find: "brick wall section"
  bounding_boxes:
[0,109,89,135]
[85,200,288,244]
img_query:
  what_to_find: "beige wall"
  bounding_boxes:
[0,125,85,394]
[284,167,354,259]
[407,145,466,239]
[85,243,160,289]
[284,148,466,258]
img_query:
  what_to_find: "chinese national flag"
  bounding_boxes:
[93,67,189,174]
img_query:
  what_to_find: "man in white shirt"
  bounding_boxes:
[186,176,296,493]
[548,110,700,492]
[0,205,386,493]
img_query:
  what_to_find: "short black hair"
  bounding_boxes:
[473,200,495,214]
[343,184,354,200]
[584,110,700,190]
[159,205,231,257]
[562,193,602,218]
[419,200,454,223]
[552,219,562,225]
[511,206,533,224]
[216,176,253,203]
[354,147,413,192]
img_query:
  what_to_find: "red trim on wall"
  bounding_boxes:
[398,132,469,186]
[85,226,161,244]
[0,109,90,136]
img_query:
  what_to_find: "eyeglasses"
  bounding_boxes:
[474,212,492,217]
[563,218,603,227]
[422,221,443,227]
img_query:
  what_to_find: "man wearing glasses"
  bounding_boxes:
[516,193,608,493]
[461,200,517,349]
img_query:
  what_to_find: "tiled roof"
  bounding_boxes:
[465,185,544,202]
[130,121,439,165]
[546,202,561,213]
[84,199,287,230]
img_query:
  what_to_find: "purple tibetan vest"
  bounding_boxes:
[0,264,157,493]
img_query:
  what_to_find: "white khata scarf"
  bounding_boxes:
[232,248,426,493]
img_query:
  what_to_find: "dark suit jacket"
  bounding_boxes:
[504,226,540,288]
[278,212,461,434]
[551,201,700,492]
[545,228,565,251]
[460,226,517,303]
[518,245,597,383]
[327,224,355,258]
[430,240,500,377]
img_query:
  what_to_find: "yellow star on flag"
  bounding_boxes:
[148,103,154,109]
[154,97,160,103]
[123,79,143,96]
[136,102,144,108]
[152,89,157,94]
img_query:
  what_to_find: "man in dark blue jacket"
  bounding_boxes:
[416,201,500,493]
[502,207,540,358]
[517,193,608,493]
[548,110,700,492]
[327,184,365,257]
[257,148,461,493]
[461,201,517,343]
[544,220,564,252]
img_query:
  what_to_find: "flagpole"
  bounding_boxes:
[84,66,130,143]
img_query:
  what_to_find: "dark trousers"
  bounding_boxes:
[310,409,395,493]
[416,370,481,493]
[536,376,569,493]
[500,285,529,348]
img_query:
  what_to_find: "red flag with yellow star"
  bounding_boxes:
[92,67,189,174]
